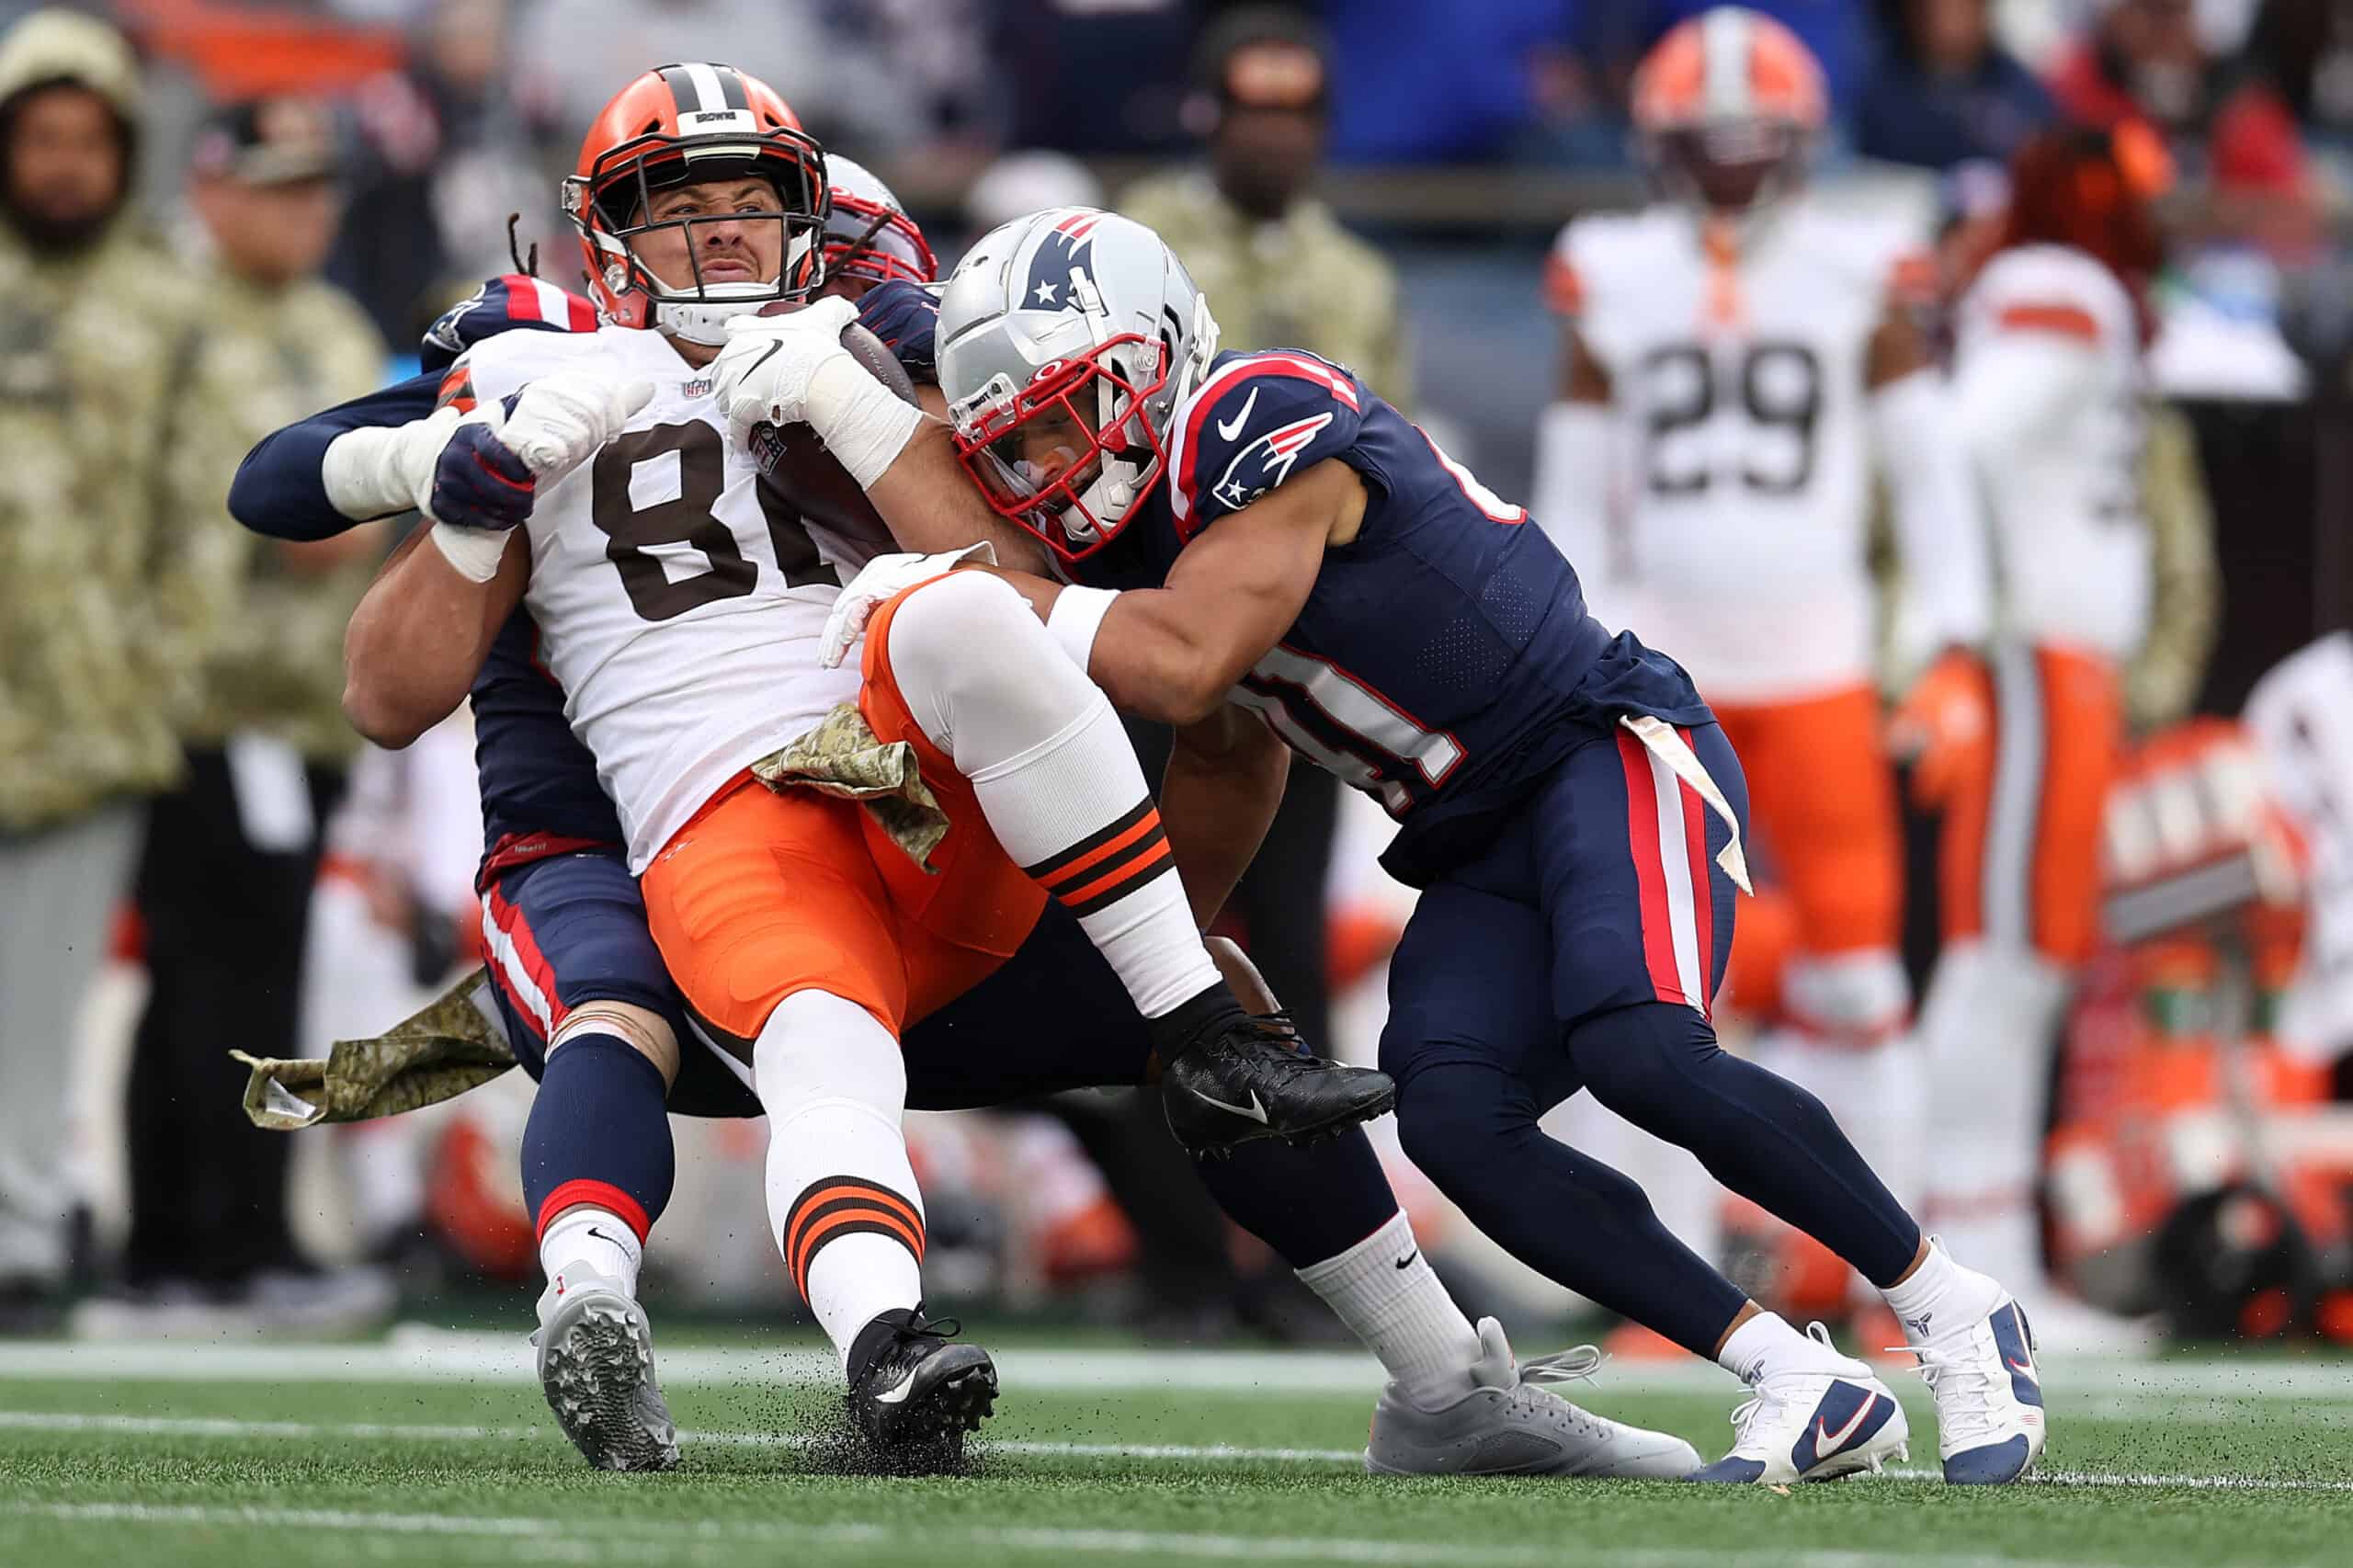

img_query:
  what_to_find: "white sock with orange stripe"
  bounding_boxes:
[886,571,1221,1018]
[753,989,926,1369]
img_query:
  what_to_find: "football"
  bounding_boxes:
[747,299,918,551]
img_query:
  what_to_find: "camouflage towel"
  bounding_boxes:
[751,702,951,869]
[233,968,516,1130]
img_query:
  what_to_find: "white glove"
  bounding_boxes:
[818,542,996,668]
[500,368,655,483]
[710,295,861,450]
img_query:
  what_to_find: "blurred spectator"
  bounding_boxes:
[2245,0,2353,150]
[991,0,1197,155]
[1327,0,1586,165]
[88,94,392,1335]
[1121,0,1404,1080]
[2049,0,2320,255]
[1857,0,2056,168]
[331,0,554,345]
[0,8,217,1333]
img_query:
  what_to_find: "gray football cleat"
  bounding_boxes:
[533,1269,680,1472]
[1366,1318,1700,1480]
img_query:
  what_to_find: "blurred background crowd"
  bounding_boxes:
[5,0,2353,1359]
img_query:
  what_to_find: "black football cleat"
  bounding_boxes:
[844,1308,998,1472]
[1156,998,1397,1156]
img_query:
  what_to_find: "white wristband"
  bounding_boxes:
[430,521,510,584]
[1045,585,1118,674]
[804,350,925,490]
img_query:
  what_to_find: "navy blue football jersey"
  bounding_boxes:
[1072,347,1711,885]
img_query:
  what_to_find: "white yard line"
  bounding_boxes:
[0,1500,2180,1568]
[5,1408,2351,1494]
[3,1334,2349,1403]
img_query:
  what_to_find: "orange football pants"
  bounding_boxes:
[638,583,1048,1048]
[1712,683,1905,965]
[1940,643,2121,966]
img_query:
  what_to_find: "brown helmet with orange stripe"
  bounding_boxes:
[560,62,829,346]
[1631,7,1827,218]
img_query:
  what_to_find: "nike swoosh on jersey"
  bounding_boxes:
[1810,1391,1880,1465]
[1194,1088,1269,1124]
[1215,386,1260,443]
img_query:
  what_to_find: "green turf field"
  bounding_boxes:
[0,1336,2347,1568]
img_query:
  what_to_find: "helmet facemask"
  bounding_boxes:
[950,331,1172,562]
[563,124,829,344]
[1640,116,1813,220]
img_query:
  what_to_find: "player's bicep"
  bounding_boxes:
[1561,324,1611,403]
[1864,302,1934,387]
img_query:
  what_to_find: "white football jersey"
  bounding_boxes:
[1550,198,1924,703]
[457,324,871,871]
[1951,244,2151,662]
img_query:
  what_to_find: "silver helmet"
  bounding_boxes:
[936,207,1219,561]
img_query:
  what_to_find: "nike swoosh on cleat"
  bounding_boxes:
[1215,386,1260,442]
[1393,1251,1417,1271]
[1810,1392,1879,1465]
[871,1375,917,1405]
[1195,1089,1269,1124]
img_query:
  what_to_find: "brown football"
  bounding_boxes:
[746,299,918,551]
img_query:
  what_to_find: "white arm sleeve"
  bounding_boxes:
[320,405,462,521]
[1531,399,1627,631]
[1870,368,1992,651]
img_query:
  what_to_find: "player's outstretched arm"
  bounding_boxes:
[1160,703,1291,926]
[229,373,442,541]
[342,524,527,748]
[864,421,1049,574]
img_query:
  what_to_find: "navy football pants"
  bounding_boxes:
[1380,722,1921,1354]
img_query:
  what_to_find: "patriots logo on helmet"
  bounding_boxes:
[1211,411,1335,512]
[420,275,597,371]
[1025,211,1108,312]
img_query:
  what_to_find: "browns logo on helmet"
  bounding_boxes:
[1631,7,1827,218]
[560,62,829,344]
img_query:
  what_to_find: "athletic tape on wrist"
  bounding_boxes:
[804,351,924,490]
[1045,585,1118,674]
[430,521,510,584]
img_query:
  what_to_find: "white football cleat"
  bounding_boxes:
[1688,1322,1908,1484]
[1894,1291,2047,1484]
[1366,1318,1700,1480]
[533,1268,679,1472]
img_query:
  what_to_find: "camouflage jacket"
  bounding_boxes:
[1120,169,1412,410]
[171,267,385,761]
[0,222,215,831]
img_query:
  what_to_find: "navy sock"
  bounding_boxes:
[1191,1123,1398,1268]
[1568,1001,1922,1288]
[521,1034,676,1242]
[1395,1058,1749,1356]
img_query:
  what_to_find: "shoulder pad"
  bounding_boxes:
[1168,351,1364,533]
[421,275,598,373]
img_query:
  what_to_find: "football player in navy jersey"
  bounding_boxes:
[713,205,2050,1486]
[229,156,1701,1483]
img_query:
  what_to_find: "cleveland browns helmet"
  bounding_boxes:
[935,207,1220,562]
[1631,7,1827,216]
[820,153,938,291]
[562,62,829,344]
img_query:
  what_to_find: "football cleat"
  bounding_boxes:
[1367,1318,1700,1480]
[533,1269,680,1472]
[845,1307,998,1471]
[1894,1294,2047,1484]
[1159,1007,1397,1156]
[1688,1322,1908,1484]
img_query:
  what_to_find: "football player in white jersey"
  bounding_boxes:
[1531,7,1992,1301]
[1912,125,2168,1325]
[324,62,1395,1462]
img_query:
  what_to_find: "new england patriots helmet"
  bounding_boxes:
[935,208,1219,562]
